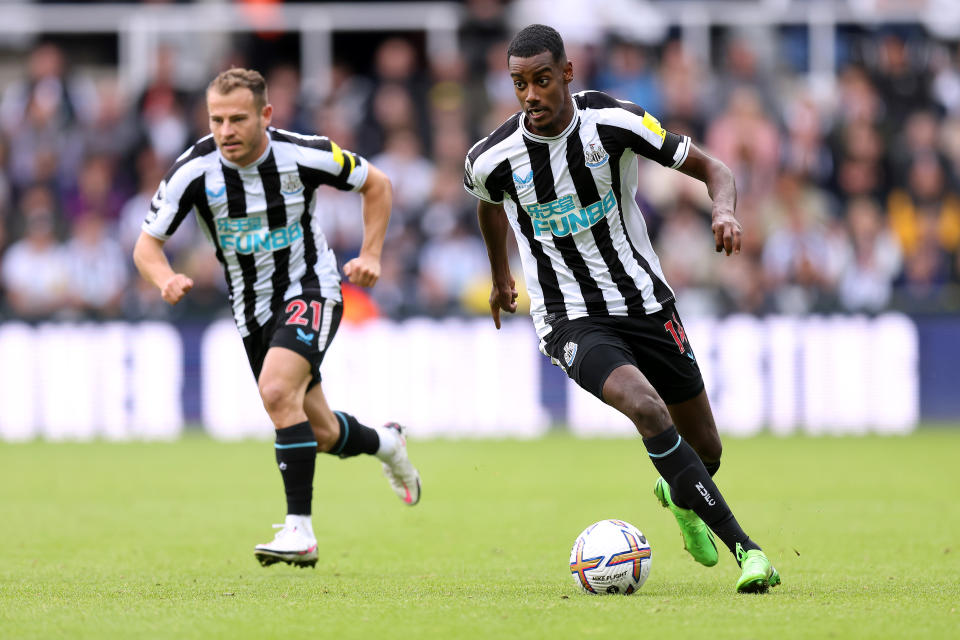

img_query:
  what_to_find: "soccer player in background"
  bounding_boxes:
[133,68,421,569]
[464,25,780,593]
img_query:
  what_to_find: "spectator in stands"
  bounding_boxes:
[0,41,98,137]
[761,183,844,314]
[81,77,138,166]
[837,197,902,313]
[705,86,780,206]
[459,0,509,141]
[1,187,68,320]
[4,74,86,194]
[370,127,435,227]
[870,31,933,144]
[265,64,308,132]
[596,41,662,117]
[889,153,960,259]
[369,37,432,154]
[893,212,955,312]
[62,153,129,223]
[658,39,708,139]
[417,217,488,317]
[711,32,779,119]
[888,110,945,191]
[655,197,717,313]
[933,40,960,117]
[63,212,128,319]
[780,92,833,187]
[134,44,191,164]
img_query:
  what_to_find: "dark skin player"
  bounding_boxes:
[479,49,742,454]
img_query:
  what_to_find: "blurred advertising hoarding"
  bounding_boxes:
[0,314,923,441]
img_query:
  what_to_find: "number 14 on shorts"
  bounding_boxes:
[663,312,690,354]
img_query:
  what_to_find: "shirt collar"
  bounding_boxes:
[520,105,580,143]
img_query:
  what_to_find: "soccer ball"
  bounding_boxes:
[569,519,652,595]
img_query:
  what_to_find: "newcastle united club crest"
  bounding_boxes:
[583,142,609,169]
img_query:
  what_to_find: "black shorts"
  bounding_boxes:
[543,303,704,405]
[242,292,342,391]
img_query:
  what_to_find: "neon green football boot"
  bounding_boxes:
[735,543,781,593]
[654,477,719,567]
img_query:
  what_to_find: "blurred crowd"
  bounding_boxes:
[2,1,960,324]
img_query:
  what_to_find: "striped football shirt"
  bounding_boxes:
[464,90,691,339]
[143,127,368,336]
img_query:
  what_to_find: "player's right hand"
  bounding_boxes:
[161,274,194,306]
[489,277,518,330]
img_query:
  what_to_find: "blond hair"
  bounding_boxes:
[207,68,268,109]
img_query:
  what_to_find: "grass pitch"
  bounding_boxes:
[1,429,958,639]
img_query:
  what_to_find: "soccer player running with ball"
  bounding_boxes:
[133,68,421,569]
[464,25,779,593]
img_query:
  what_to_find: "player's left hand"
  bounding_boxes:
[343,254,381,287]
[711,211,742,255]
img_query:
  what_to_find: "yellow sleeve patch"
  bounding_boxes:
[329,140,345,169]
[641,111,666,142]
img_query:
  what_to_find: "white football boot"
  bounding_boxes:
[254,514,318,568]
[378,422,421,506]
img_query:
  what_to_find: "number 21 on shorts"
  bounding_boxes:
[284,299,324,331]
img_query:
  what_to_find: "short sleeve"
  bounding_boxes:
[463,154,500,204]
[327,141,369,192]
[618,101,690,169]
[142,168,198,241]
[288,133,369,192]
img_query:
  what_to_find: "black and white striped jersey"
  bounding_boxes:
[464,90,691,339]
[143,127,368,337]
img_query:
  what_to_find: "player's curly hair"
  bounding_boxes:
[507,24,566,64]
[208,68,268,110]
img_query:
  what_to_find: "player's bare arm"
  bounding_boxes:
[477,200,518,329]
[343,164,392,288]
[677,144,741,256]
[132,231,194,305]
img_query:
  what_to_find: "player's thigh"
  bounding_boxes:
[621,304,705,407]
[600,362,672,436]
[259,346,313,392]
[544,318,672,435]
[269,293,343,391]
[543,318,635,401]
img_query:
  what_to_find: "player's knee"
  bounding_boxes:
[258,380,298,418]
[624,393,671,436]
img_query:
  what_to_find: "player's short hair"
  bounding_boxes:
[507,24,566,65]
[207,68,268,110]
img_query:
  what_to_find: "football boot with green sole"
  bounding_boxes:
[735,543,781,593]
[654,477,719,567]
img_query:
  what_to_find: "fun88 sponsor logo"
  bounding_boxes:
[524,191,617,237]
[216,217,304,254]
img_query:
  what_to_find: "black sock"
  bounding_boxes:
[275,421,316,515]
[672,458,721,509]
[644,426,760,559]
[327,411,380,458]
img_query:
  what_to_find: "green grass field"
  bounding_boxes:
[2,430,959,639]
